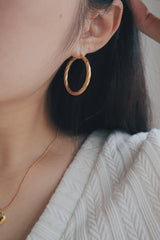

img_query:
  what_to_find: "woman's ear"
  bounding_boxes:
[71,0,123,58]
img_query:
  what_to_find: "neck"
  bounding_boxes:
[0,89,58,174]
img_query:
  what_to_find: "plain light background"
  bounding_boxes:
[140,0,160,128]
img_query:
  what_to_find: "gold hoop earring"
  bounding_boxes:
[64,55,91,96]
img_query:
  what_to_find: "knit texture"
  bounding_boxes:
[26,128,160,240]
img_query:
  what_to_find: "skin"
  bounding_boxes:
[0,0,159,173]
[126,0,160,43]
[0,0,123,239]
[0,0,159,238]
[0,0,123,171]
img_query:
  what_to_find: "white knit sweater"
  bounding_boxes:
[26,128,160,240]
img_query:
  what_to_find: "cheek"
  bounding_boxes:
[0,0,78,99]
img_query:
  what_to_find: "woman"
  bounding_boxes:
[0,0,160,239]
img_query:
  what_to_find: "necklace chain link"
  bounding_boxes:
[0,128,59,224]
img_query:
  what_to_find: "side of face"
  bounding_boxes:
[0,0,123,102]
[0,0,80,101]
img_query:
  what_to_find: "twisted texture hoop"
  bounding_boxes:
[64,55,91,96]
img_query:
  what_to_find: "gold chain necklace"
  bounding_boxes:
[0,128,59,225]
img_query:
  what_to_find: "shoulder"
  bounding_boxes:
[61,128,160,239]
[89,128,160,183]
[93,127,160,152]
[92,127,160,160]
[86,128,160,237]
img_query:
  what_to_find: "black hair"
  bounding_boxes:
[46,0,152,137]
